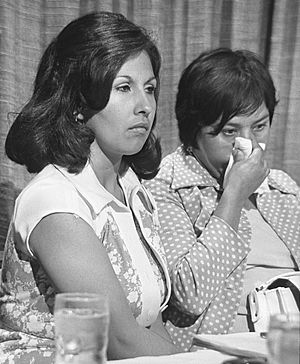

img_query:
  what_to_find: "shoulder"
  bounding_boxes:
[269,169,300,196]
[13,165,94,250]
[147,148,181,186]
[15,165,79,209]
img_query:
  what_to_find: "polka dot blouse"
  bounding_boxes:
[144,145,300,351]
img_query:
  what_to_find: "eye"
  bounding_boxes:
[145,84,156,94]
[222,128,237,136]
[116,84,131,92]
[253,123,267,132]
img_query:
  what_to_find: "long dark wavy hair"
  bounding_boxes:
[5,11,162,179]
[176,48,278,149]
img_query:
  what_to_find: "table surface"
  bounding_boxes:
[109,349,233,364]
[108,332,269,364]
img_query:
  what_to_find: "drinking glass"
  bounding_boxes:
[54,292,109,364]
[267,313,300,364]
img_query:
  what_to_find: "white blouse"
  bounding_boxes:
[13,163,171,328]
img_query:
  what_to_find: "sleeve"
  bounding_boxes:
[145,174,250,319]
[13,179,94,257]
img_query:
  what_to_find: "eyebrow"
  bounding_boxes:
[226,113,270,127]
[114,75,157,83]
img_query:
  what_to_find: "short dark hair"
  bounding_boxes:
[176,48,278,149]
[5,11,161,179]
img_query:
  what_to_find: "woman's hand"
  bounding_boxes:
[224,138,269,200]
[215,138,269,231]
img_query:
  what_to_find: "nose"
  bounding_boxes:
[239,128,254,140]
[134,92,153,117]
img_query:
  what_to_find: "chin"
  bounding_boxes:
[126,143,146,156]
[125,149,143,156]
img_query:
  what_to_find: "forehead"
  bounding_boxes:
[205,103,269,131]
[115,51,154,78]
[225,103,269,126]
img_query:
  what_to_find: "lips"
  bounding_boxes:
[128,122,149,131]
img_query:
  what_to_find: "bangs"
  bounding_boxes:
[207,75,266,134]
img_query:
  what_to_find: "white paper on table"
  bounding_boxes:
[192,332,268,359]
[223,137,269,194]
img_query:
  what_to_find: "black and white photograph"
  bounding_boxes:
[0,1,299,363]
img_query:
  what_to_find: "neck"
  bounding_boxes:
[89,141,126,203]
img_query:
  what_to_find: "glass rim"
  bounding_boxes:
[55,292,108,302]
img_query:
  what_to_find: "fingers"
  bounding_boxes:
[232,148,246,162]
[250,142,265,159]
[251,146,269,178]
[250,137,263,153]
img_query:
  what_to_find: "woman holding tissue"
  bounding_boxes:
[144,48,300,351]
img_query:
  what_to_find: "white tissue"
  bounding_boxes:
[223,137,269,194]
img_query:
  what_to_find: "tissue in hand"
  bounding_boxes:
[223,137,269,194]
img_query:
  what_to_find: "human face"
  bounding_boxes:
[193,103,271,181]
[86,51,157,162]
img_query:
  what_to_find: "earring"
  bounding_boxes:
[186,146,193,154]
[73,111,84,123]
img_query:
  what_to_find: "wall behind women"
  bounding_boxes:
[0,0,299,251]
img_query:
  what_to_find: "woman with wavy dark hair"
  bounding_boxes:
[0,11,179,362]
